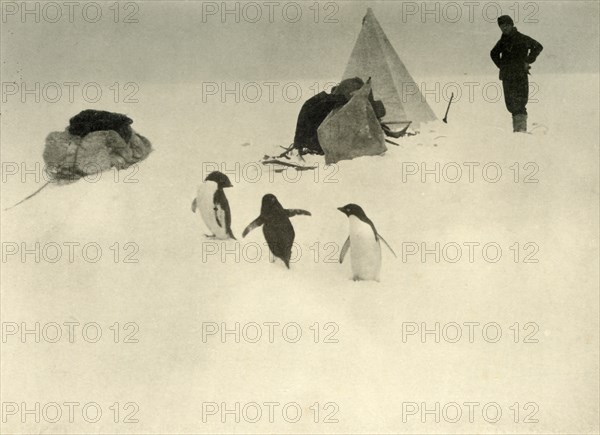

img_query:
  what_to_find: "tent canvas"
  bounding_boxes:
[343,8,437,127]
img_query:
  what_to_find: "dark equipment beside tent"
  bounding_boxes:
[292,77,386,156]
[292,91,347,155]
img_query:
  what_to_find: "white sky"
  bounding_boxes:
[1,0,599,84]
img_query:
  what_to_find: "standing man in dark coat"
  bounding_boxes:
[490,15,543,132]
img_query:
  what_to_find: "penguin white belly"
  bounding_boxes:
[197,182,228,239]
[349,216,382,281]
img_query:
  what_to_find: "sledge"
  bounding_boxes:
[261,159,317,172]
[381,121,412,138]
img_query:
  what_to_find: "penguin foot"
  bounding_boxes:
[204,234,216,239]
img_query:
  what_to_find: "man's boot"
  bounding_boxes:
[513,114,527,133]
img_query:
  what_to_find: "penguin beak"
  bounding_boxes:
[337,207,347,215]
[224,181,233,188]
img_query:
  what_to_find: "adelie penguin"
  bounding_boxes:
[242,194,311,268]
[338,204,396,281]
[192,171,236,240]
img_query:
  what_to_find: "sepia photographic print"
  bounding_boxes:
[1,1,599,433]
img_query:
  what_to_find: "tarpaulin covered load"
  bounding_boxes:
[43,109,152,182]
[317,80,386,164]
[5,109,153,210]
[292,77,385,156]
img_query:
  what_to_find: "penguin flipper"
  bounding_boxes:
[242,217,264,238]
[286,209,311,217]
[191,198,197,213]
[340,237,351,263]
[377,233,397,258]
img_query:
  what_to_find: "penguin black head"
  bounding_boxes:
[205,171,233,189]
[338,203,368,220]
[338,203,378,240]
[261,194,284,215]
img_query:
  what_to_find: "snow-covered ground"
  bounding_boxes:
[1,73,599,433]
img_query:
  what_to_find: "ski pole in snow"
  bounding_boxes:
[442,92,454,123]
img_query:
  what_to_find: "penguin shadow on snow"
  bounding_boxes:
[242,194,311,269]
[337,204,397,282]
[192,171,237,240]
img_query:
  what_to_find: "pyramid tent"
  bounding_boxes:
[343,8,437,127]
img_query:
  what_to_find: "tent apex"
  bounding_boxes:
[343,6,438,125]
